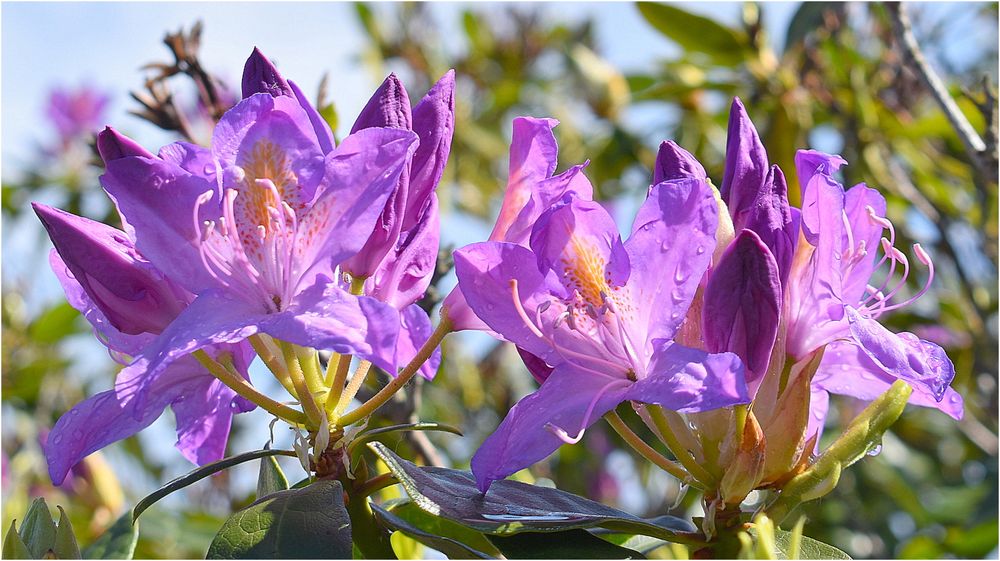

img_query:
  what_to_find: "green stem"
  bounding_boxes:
[341,474,397,559]
[193,350,307,425]
[648,406,716,486]
[334,361,372,417]
[294,345,327,407]
[248,334,296,396]
[339,317,452,427]
[280,342,324,428]
[605,411,702,489]
[355,473,398,498]
[326,353,353,418]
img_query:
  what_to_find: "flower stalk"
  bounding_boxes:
[192,349,307,425]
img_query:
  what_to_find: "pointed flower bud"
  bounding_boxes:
[652,140,706,186]
[241,47,294,98]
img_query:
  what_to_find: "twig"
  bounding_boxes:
[886,3,989,174]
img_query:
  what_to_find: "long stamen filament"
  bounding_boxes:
[544,379,629,444]
[248,334,296,396]
[647,406,716,486]
[335,361,372,417]
[280,341,324,427]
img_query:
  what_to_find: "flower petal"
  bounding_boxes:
[351,73,413,133]
[406,70,456,230]
[702,230,781,388]
[517,346,554,384]
[720,98,768,232]
[529,196,631,297]
[625,179,717,345]
[504,163,594,246]
[628,342,749,413]
[294,127,418,284]
[489,117,560,241]
[653,140,706,185]
[262,279,400,373]
[471,363,630,492]
[367,194,440,309]
[841,183,887,303]
[845,307,956,401]
[395,304,442,380]
[795,149,847,244]
[288,79,336,155]
[453,241,562,363]
[97,126,154,162]
[241,47,294,98]
[744,165,797,288]
[816,341,963,420]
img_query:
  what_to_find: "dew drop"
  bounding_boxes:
[696,246,706,255]
[203,163,217,176]
[670,288,685,303]
[660,240,670,251]
[867,443,883,457]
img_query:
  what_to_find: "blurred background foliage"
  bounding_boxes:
[2,2,997,559]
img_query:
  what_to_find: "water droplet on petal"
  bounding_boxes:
[696,246,706,255]
[867,443,883,457]
[203,163,216,175]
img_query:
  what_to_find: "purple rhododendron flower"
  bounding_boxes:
[46,85,109,146]
[34,190,255,485]
[787,150,963,433]
[97,59,419,413]
[442,117,593,334]
[455,180,749,492]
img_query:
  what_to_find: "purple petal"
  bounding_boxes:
[34,203,188,335]
[48,250,154,357]
[170,369,238,465]
[405,70,456,230]
[241,47,294,98]
[504,163,594,245]
[100,154,222,295]
[625,179,717,345]
[702,230,780,388]
[785,171,847,359]
[517,346,554,384]
[351,73,413,132]
[288,79,336,155]
[529,196,631,292]
[118,290,265,412]
[744,165,796,288]
[263,279,401,374]
[840,183,887,303]
[367,194,440,309]
[807,387,829,449]
[295,127,418,284]
[816,341,963,420]
[453,241,562,364]
[795,149,847,244]
[720,98,768,232]
[652,140,706,185]
[628,342,749,413]
[97,126,154,162]
[158,142,215,176]
[489,117,560,241]
[471,363,631,492]
[395,304,442,380]
[845,307,956,401]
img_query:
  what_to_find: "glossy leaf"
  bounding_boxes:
[368,442,701,544]
[636,3,748,66]
[83,513,139,560]
[372,502,496,560]
[206,480,352,559]
[488,529,646,559]
[744,528,851,560]
[133,449,296,522]
[257,455,290,499]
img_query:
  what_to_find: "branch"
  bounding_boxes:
[886,3,989,171]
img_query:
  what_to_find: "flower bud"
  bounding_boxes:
[720,411,766,505]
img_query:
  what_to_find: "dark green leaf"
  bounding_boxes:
[368,442,700,544]
[372,502,496,559]
[54,506,81,559]
[636,3,748,66]
[133,449,296,522]
[257,455,290,499]
[3,521,32,559]
[19,498,57,558]
[83,513,139,560]
[206,480,352,559]
[489,529,645,559]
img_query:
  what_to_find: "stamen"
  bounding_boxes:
[874,244,936,315]
[510,279,545,338]
[544,379,630,444]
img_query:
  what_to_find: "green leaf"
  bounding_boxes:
[783,3,844,52]
[133,449,296,522]
[256,455,290,499]
[206,480,352,559]
[19,498,57,559]
[389,531,423,559]
[371,501,499,559]
[636,3,748,66]
[83,512,139,560]
[368,442,701,545]
[489,529,646,559]
[53,507,81,559]
[28,302,82,344]
[745,529,851,560]
[3,521,32,559]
